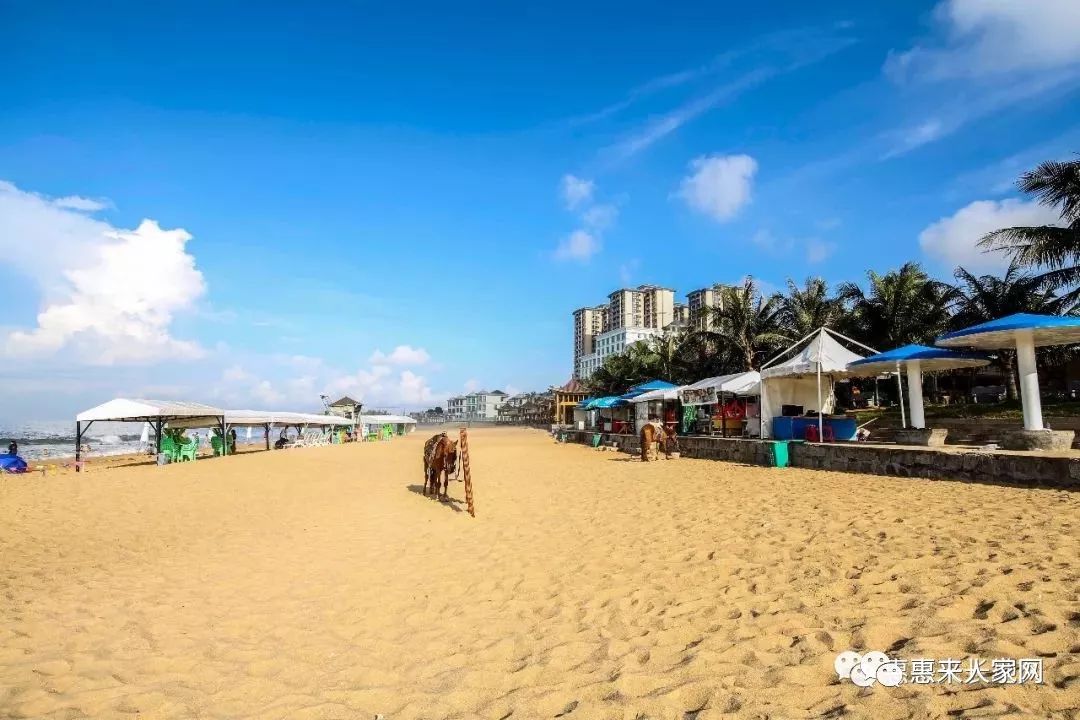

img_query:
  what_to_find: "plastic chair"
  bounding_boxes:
[804,424,835,443]
[210,435,224,456]
[176,438,198,462]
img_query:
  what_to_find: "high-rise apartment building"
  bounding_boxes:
[573,285,676,379]
[686,284,730,330]
[572,305,606,379]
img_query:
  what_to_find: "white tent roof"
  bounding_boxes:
[629,387,684,403]
[77,398,224,423]
[167,410,357,429]
[761,330,865,379]
[683,371,761,395]
[359,414,417,425]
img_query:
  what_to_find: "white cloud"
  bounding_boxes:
[919,198,1061,272]
[0,181,206,364]
[52,195,111,212]
[369,344,430,366]
[583,203,618,231]
[677,154,758,222]
[464,379,481,392]
[222,364,252,382]
[805,239,837,264]
[397,370,434,405]
[560,175,594,209]
[554,230,600,262]
[887,0,1080,80]
[883,119,947,158]
[251,380,284,405]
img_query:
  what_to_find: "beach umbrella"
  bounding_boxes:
[936,313,1080,431]
[846,344,990,429]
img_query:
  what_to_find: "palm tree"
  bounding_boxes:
[836,262,956,350]
[776,277,842,338]
[711,278,788,370]
[979,157,1080,301]
[951,262,1067,400]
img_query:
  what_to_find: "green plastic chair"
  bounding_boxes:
[159,435,178,461]
[176,438,198,462]
[210,435,224,457]
[591,433,602,448]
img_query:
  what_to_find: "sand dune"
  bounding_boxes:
[1,427,1077,719]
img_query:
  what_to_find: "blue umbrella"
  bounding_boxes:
[847,344,991,429]
[937,313,1080,431]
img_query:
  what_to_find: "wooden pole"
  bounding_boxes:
[459,427,475,518]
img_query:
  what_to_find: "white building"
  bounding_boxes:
[572,285,677,380]
[446,390,508,421]
[577,326,666,379]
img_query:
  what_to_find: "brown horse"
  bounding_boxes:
[423,432,459,499]
[639,422,678,461]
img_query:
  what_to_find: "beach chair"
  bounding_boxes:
[210,435,225,456]
[591,433,602,448]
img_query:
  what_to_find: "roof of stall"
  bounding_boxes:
[682,371,761,395]
[77,398,224,424]
[761,330,866,379]
[936,313,1080,349]
[358,414,417,424]
[628,387,684,403]
[847,344,991,375]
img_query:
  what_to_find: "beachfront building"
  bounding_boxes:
[497,391,554,425]
[573,285,676,380]
[686,284,731,330]
[325,395,363,422]
[572,305,606,380]
[446,390,508,422]
[552,378,589,426]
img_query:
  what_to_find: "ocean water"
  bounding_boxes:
[0,420,270,462]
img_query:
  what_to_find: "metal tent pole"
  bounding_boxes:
[817,359,824,442]
[75,421,82,472]
[264,423,270,451]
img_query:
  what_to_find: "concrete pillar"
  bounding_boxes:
[1015,330,1044,431]
[906,360,925,429]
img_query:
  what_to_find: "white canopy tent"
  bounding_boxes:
[679,371,761,406]
[75,399,227,468]
[760,329,873,439]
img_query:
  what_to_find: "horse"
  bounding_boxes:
[639,421,678,462]
[423,432,459,499]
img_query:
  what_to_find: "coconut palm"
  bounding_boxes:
[776,277,842,338]
[951,262,1068,400]
[836,262,956,350]
[978,157,1080,301]
[710,278,788,370]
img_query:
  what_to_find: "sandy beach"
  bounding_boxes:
[1,427,1077,719]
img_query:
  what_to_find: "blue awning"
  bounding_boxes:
[936,313,1080,350]
[580,396,625,409]
[847,344,991,374]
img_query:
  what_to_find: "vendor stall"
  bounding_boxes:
[678,371,761,436]
[760,328,872,441]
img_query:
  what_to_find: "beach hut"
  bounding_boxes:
[846,345,990,442]
[760,329,872,441]
[936,313,1080,449]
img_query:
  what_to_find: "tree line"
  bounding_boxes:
[586,157,1080,402]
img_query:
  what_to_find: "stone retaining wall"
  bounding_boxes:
[561,431,1080,490]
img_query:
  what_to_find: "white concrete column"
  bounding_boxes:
[905,360,925,429]
[1015,330,1043,431]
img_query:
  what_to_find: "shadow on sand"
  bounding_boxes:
[406,484,464,512]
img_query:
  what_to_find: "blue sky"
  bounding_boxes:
[2,1,1079,420]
